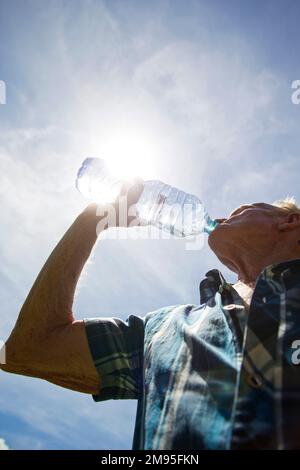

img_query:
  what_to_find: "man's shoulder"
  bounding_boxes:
[262,258,300,282]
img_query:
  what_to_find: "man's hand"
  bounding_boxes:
[115,177,144,227]
[92,177,144,232]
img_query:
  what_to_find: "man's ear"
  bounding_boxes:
[278,213,300,232]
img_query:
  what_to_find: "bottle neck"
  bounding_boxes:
[204,214,218,234]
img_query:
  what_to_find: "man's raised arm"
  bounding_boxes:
[1,204,105,393]
[0,179,143,394]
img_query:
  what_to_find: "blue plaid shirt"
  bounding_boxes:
[84,259,300,449]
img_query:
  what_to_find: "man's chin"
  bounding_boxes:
[208,226,238,274]
[220,257,239,274]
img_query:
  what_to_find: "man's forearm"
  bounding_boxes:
[4,203,105,361]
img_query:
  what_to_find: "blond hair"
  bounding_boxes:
[273,196,300,214]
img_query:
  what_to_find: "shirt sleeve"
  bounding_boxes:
[83,314,145,402]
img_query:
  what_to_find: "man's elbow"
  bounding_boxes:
[0,334,101,395]
[0,334,43,378]
[0,336,24,375]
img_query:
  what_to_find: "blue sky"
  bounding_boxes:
[0,0,300,450]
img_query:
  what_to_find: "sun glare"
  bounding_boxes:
[99,128,157,181]
[78,124,162,202]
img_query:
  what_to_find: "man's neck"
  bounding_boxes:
[235,243,300,286]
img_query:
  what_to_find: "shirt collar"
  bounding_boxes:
[199,269,229,305]
[199,258,300,305]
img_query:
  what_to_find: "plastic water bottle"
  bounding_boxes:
[76,158,217,236]
[135,181,217,236]
[76,158,123,203]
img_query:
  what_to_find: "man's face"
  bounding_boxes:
[208,203,281,274]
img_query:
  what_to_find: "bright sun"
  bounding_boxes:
[98,128,158,181]
[77,124,162,203]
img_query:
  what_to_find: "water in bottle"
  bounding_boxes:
[135,181,217,236]
[75,158,217,236]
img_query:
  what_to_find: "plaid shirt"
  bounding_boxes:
[84,259,300,450]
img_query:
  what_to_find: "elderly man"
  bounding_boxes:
[1,186,300,450]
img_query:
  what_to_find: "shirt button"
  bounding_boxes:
[224,304,235,310]
[223,304,244,310]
